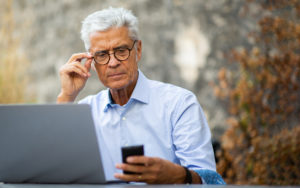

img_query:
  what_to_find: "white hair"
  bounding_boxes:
[81,7,139,51]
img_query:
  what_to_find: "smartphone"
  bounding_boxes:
[121,145,144,174]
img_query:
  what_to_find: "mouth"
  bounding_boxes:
[108,73,125,78]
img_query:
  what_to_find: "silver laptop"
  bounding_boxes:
[0,104,107,184]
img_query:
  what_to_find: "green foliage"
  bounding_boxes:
[215,0,300,185]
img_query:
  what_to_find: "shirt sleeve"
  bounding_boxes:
[78,95,93,104]
[171,91,216,172]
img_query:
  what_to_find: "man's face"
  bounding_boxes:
[89,27,142,90]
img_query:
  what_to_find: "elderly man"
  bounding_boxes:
[57,7,224,184]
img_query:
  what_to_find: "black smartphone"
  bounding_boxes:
[121,145,144,174]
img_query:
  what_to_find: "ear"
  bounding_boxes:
[136,40,142,63]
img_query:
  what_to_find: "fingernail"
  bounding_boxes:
[116,164,121,168]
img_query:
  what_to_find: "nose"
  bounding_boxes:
[107,53,120,67]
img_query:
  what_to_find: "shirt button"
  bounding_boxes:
[122,117,126,121]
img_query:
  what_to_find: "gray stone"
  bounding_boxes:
[10,0,262,139]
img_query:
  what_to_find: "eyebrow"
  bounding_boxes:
[94,44,130,54]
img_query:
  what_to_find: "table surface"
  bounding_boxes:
[1,184,300,188]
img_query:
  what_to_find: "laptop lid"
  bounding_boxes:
[0,104,106,184]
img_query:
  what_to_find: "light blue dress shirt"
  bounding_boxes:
[79,70,216,181]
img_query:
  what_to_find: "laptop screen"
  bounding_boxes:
[0,104,106,184]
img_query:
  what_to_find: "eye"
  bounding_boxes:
[116,48,128,56]
[95,52,108,58]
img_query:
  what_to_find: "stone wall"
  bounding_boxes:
[9,0,261,138]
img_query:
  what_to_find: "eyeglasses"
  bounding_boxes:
[92,40,137,65]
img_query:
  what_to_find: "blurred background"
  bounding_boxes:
[1,0,299,185]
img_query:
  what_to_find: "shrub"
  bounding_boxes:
[215,0,300,184]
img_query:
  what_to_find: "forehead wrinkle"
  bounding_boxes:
[94,40,130,50]
[89,27,132,52]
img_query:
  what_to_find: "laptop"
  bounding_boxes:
[0,104,108,184]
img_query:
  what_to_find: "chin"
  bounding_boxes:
[106,80,130,90]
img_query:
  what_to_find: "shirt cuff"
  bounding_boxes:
[200,177,207,184]
[194,169,226,185]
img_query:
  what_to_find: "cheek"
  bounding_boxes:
[128,57,138,73]
[131,63,138,76]
[95,67,107,82]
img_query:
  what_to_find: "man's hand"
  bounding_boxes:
[114,156,201,184]
[57,53,93,103]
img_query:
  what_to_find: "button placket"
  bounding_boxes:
[120,111,128,146]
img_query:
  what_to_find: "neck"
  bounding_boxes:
[110,73,138,106]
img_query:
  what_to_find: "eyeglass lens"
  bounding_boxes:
[93,40,136,65]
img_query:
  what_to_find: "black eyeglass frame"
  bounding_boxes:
[92,40,137,65]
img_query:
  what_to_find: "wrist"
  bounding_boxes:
[190,170,202,184]
[183,167,192,184]
[172,164,186,184]
[181,167,202,184]
[57,92,77,103]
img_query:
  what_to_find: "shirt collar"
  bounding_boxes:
[103,70,150,112]
[130,70,150,104]
[103,89,112,112]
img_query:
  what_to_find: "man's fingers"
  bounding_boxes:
[84,58,93,72]
[127,156,156,166]
[71,62,90,75]
[65,53,93,77]
[67,52,92,64]
[114,173,144,182]
[116,163,146,174]
[64,65,87,78]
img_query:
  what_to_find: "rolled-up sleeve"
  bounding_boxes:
[172,92,216,171]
